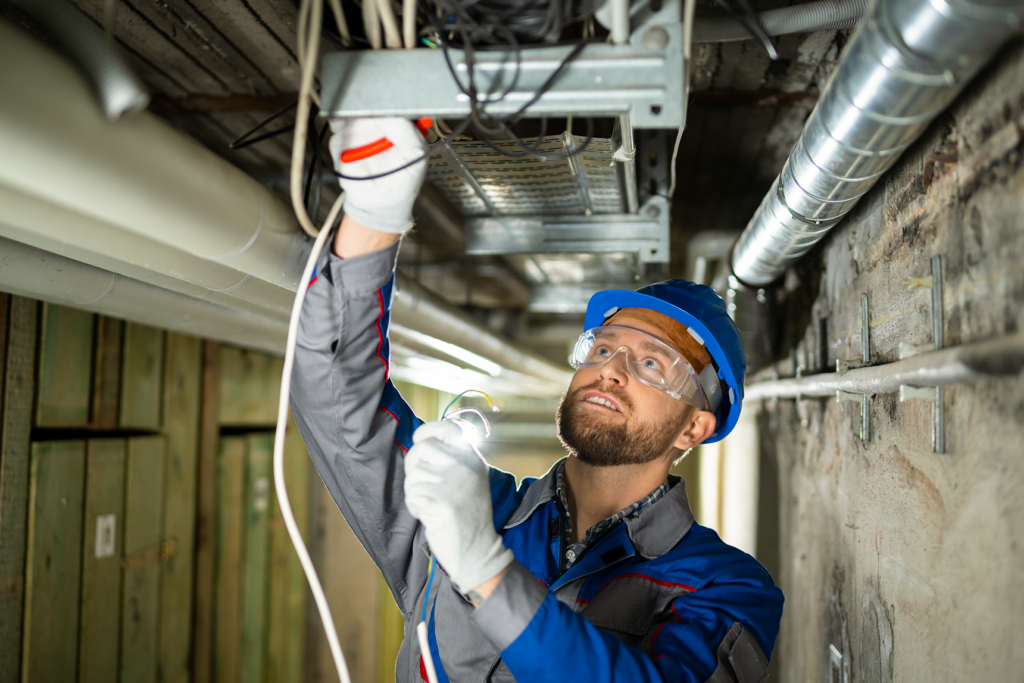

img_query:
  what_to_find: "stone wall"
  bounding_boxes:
[757,39,1024,683]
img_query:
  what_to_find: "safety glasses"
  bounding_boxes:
[569,326,709,409]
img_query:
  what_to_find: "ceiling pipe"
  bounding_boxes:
[0,235,288,355]
[0,19,301,320]
[10,0,150,120]
[0,20,572,387]
[692,0,868,43]
[729,0,1022,288]
[744,332,1024,400]
[393,274,575,389]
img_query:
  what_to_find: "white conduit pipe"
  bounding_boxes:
[10,0,150,121]
[692,0,868,43]
[394,274,576,389]
[0,235,288,355]
[0,19,573,384]
[743,333,1024,400]
[0,20,304,317]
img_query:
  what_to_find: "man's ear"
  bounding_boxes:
[672,410,717,451]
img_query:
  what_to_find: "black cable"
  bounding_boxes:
[229,101,298,150]
[312,0,599,181]
[327,116,474,181]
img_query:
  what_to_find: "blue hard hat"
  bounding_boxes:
[583,280,746,443]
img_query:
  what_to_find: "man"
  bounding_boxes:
[291,117,783,683]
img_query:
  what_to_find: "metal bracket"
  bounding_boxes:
[835,294,871,440]
[320,0,685,129]
[438,141,496,216]
[901,256,946,453]
[465,194,671,263]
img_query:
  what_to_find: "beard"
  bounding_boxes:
[555,381,689,467]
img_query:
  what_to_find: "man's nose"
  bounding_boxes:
[597,348,630,385]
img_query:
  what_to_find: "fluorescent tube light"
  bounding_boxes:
[391,324,503,376]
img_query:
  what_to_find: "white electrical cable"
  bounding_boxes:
[364,0,383,49]
[667,126,684,199]
[285,4,438,681]
[374,0,404,48]
[328,0,353,46]
[403,0,417,47]
[292,0,324,238]
[273,193,352,683]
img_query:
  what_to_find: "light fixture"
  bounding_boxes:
[391,325,503,376]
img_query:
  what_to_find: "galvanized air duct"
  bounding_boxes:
[0,19,571,389]
[692,0,868,43]
[730,0,1023,288]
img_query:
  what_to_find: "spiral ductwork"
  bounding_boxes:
[730,0,1023,287]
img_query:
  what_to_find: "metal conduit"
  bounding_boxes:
[743,332,1024,400]
[0,20,572,387]
[730,0,1023,288]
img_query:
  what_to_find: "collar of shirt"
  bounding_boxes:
[554,461,670,570]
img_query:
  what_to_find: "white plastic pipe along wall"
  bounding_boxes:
[697,409,759,556]
[719,408,759,556]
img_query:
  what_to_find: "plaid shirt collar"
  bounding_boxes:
[554,461,669,570]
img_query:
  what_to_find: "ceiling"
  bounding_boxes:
[1,0,849,363]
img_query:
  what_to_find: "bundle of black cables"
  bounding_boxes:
[231,0,601,208]
[426,0,600,46]
[420,0,599,162]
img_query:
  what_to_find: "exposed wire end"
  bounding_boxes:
[441,389,499,417]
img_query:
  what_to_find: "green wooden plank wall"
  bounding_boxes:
[36,304,93,428]
[266,415,310,683]
[3,305,319,683]
[241,434,272,682]
[159,333,203,683]
[215,437,246,683]
[79,439,126,683]
[219,347,283,425]
[0,296,37,680]
[91,317,123,429]
[120,323,165,430]
[21,441,86,683]
[120,436,166,683]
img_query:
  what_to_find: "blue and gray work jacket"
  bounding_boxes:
[291,239,785,683]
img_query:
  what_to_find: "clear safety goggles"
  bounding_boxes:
[569,325,709,410]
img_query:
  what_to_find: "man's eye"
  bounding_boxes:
[596,346,611,356]
[642,358,660,369]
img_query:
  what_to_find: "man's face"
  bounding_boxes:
[556,317,696,467]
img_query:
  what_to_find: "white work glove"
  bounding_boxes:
[404,420,514,595]
[328,117,428,234]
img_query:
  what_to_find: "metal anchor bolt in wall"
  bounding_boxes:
[836,294,872,441]
[898,255,946,454]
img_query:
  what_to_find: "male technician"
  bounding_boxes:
[291,118,783,683]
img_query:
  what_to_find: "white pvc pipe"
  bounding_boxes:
[0,21,305,318]
[0,234,287,354]
[0,19,575,384]
[719,408,758,556]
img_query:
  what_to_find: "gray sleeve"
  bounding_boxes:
[471,560,548,651]
[289,237,428,617]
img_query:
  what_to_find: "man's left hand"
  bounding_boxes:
[404,421,513,598]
